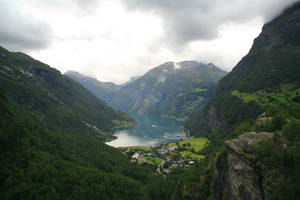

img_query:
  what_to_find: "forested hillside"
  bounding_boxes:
[183,2,300,199]
[0,46,135,140]
[0,47,213,200]
[0,88,216,199]
[1,2,300,200]
[185,2,300,137]
[65,71,120,107]
[0,92,148,199]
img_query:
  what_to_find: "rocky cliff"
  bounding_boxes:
[211,132,273,200]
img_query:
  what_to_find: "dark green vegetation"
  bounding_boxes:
[232,88,300,107]
[0,46,135,140]
[183,2,300,199]
[67,61,226,119]
[252,114,300,199]
[0,93,147,199]
[0,69,205,200]
[0,47,213,199]
[0,89,219,200]
[210,105,300,200]
[65,71,120,107]
[185,2,300,137]
[2,2,300,200]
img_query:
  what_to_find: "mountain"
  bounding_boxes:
[0,46,135,141]
[121,75,140,87]
[1,2,300,200]
[65,71,120,107]
[114,61,226,119]
[183,2,300,200]
[70,61,223,120]
[185,2,300,136]
[66,61,226,120]
[0,46,182,200]
[0,47,216,200]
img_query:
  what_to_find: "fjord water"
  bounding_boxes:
[106,114,185,147]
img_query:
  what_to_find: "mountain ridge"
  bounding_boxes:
[0,46,135,140]
[65,71,120,107]
[66,61,227,119]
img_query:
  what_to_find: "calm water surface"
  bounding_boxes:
[106,114,185,147]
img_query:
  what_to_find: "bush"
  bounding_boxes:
[282,120,300,142]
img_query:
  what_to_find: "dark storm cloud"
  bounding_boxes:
[0,1,52,51]
[123,0,299,45]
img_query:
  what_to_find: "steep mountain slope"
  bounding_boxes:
[0,88,153,200]
[185,2,300,136]
[0,67,216,200]
[121,75,140,87]
[0,46,135,140]
[113,61,227,119]
[180,3,300,200]
[65,71,120,106]
[0,47,186,200]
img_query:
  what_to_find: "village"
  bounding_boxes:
[120,138,208,174]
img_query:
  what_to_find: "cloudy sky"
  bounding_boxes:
[0,0,298,84]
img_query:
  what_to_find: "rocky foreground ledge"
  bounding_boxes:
[211,132,274,200]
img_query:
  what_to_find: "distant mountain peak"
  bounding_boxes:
[112,60,227,118]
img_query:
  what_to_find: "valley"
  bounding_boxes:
[1,2,300,200]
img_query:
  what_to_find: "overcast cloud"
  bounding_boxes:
[0,0,52,51]
[0,0,298,83]
[124,0,298,46]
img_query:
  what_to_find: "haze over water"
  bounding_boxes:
[106,114,185,147]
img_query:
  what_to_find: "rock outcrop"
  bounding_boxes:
[211,132,273,200]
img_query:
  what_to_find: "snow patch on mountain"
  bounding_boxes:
[157,75,166,83]
[173,62,181,70]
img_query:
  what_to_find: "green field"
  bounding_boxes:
[138,156,162,165]
[143,157,163,165]
[232,88,300,107]
[179,151,205,159]
[193,88,207,92]
[167,138,208,152]
[120,146,152,151]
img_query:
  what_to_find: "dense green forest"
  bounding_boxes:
[0,90,214,199]
[1,2,300,200]
[183,2,300,199]
[0,45,214,200]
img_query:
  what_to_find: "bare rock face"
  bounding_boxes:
[211,132,273,200]
[207,104,225,132]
